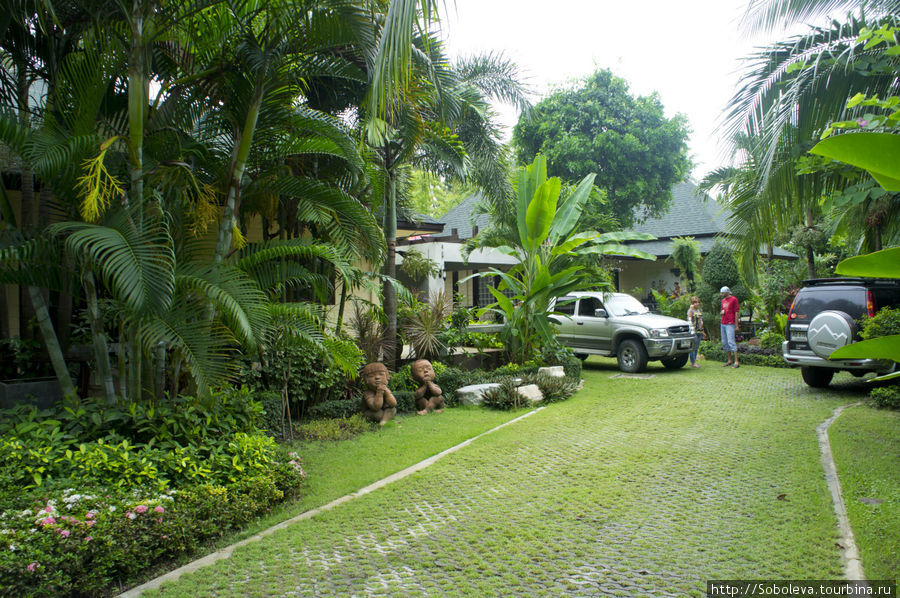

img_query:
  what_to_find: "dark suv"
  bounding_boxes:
[782,278,900,387]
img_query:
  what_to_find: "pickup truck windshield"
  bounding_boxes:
[605,295,649,317]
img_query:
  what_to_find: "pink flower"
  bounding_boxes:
[156,518,163,524]
[58,529,70,538]
[858,118,869,127]
[84,536,92,543]
[126,512,136,520]
[86,521,95,528]
[42,506,52,513]
[153,506,165,514]
[26,562,39,572]
[134,505,148,514]
[85,511,95,520]
[39,517,56,527]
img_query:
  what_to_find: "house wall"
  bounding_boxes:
[618,257,682,302]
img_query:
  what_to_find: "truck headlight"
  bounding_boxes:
[649,328,669,338]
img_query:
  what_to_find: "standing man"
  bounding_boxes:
[720,286,740,368]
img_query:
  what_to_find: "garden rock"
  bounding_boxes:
[537,366,565,378]
[455,383,501,406]
[516,384,543,404]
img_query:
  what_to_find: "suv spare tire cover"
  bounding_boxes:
[807,310,855,358]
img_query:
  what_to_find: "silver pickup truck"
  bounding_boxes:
[548,291,698,373]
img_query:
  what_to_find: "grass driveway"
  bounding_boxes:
[146,359,878,597]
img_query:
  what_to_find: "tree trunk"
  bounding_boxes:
[806,246,816,280]
[84,264,116,404]
[28,285,77,398]
[383,167,398,369]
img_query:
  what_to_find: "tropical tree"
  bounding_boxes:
[670,236,702,291]
[513,68,692,228]
[466,156,655,364]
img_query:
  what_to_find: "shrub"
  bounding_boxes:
[861,307,900,340]
[257,391,286,439]
[699,341,789,368]
[393,390,417,413]
[390,360,447,393]
[562,356,582,380]
[480,378,525,410]
[758,329,786,351]
[520,373,580,403]
[306,396,359,420]
[870,386,900,410]
[298,414,372,441]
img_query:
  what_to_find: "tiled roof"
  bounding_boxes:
[622,237,797,259]
[632,180,730,239]
[432,192,492,240]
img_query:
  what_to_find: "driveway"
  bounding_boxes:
[145,361,856,597]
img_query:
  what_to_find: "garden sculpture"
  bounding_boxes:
[360,362,397,425]
[411,359,444,414]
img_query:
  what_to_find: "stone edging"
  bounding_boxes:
[816,402,866,581]
[118,407,546,597]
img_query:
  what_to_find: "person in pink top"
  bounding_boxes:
[720,286,740,368]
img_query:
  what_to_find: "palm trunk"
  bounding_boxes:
[383,167,398,369]
[215,84,264,265]
[28,285,77,398]
[154,341,166,402]
[84,264,117,404]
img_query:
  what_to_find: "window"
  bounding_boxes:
[577,297,601,317]
[555,297,576,316]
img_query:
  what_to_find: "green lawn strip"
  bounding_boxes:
[828,404,900,580]
[146,361,858,597]
[215,406,522,540]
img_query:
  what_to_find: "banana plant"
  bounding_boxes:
[466,156,656,363]
[812,126,900,380]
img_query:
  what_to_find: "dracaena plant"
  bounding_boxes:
[466,156,656,364]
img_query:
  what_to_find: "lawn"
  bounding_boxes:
[139,358,896,597]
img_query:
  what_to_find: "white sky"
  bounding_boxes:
[441,0,790,180]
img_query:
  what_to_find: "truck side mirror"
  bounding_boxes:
[594,308,608,318]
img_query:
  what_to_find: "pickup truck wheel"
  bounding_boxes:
[660,353,689,369]
[801,367,834,388]
[574,353,589,361]
[617,339,648,373]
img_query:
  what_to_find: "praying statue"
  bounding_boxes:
[360,362,397,425]
[411,359,444,415]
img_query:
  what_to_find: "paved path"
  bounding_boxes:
[144,364,852,597]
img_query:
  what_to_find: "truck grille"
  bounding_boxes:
[668,325,690,335]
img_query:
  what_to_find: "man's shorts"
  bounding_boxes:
[720,323,737,352]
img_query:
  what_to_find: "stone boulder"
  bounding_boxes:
[537,366,565,378]
[455,383,500,406]
[516,384,543,404]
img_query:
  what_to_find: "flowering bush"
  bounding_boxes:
[0,389,308,596]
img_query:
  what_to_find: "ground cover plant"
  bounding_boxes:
[0,389,306,597]
[138,360,896,597]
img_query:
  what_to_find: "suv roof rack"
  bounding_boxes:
[802,277,899,286]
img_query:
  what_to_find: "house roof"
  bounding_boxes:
[431,192,491,241]
[632,180,729,239]
[625,180,797,260]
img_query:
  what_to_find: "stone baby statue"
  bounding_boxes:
[360,362,397,425]
[411,359,444,415]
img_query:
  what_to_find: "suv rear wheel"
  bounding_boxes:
[617,339,648,373]
[801,367,834,388]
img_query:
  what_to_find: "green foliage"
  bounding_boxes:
[513,69,692,228]
[861,307,900,339]
[0,337,53,379]
[480,378,526,410]
[699,341,790,368]
[651,290,692,319]
[398,247,441,282]
[520,373,580,403]
[869,385,900,410]
[470,155,654,363]
[391,361,448,393]
[400,291,453,360]
[393,390,417,413]
[298,414,372,442]
[759,329,786,350]
[306,397,360,420]
[698,242,749,316]
[670,236,702,287]
[242,334,360,418]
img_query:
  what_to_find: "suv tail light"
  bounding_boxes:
[866,290,876,318]
[788,295,798,319]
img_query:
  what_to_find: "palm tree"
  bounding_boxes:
[742,0,900,34]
